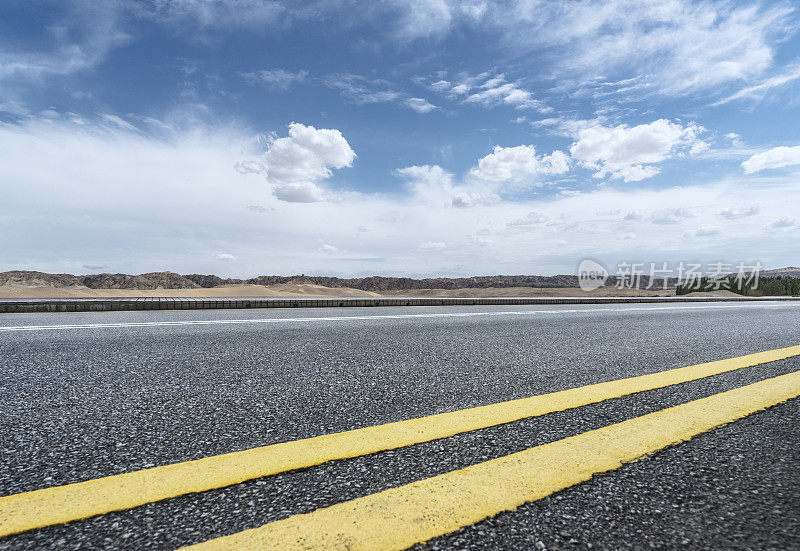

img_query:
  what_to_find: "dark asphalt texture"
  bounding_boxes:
[1,302,799,549]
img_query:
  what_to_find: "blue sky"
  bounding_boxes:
[1,0,799,277]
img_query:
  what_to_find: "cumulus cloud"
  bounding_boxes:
[471,145,569,183]
[398,143,570,210]
[569,119,707,182]
[216,253,236,260]
[3,110,800,278]
[742,146,800,174]
[272,182,328,203]
[263,123,356,202]
[396,164,455,192]
[234,160,266,174]
[241,69,308,90]
[396,164,499,208]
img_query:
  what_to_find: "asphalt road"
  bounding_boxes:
[1,302,799,549]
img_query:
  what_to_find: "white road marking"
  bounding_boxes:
[0,303,790,332]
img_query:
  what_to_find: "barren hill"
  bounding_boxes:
[0,267,796,295]
[760,266,800,278]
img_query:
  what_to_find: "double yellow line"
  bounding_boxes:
[2,346,800,549]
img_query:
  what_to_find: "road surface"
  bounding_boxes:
[1,302,799,549]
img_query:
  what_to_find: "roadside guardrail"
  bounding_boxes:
[1,295,799,313]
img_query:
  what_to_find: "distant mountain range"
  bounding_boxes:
[2,267,797,291]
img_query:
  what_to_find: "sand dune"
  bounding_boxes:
[0,283,382,299]
[0,283,703,299]
[0,283,751,300]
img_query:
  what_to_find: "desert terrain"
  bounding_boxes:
[0,269,786,299]
[0,282,734,299]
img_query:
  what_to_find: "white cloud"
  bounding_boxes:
[391,0,453,39]
[235,160,266,174]
[451,192,495,208]
[3,110,799,278]
[469,235,494,246]
[318,243,340,254]
[718,206,760,219]
[263,123,356,202]
[149,0,478,44]
[148,0,285,30]
[459,1,487,21]
[488,0,795,96]
[611,165,660,183]
[569,119,707,182]
[324,74,402,105]
[764,217,796,230]
[0,1,128,85]
[405,98,438,113]
[396,164,499,208]
[272,182,328,203]
[430,72,548,111]
[507,212,548,227]
[465,77,547,111]
[724,133,744,148]
[100,114,139,132]
[241,69,308,90]
[650,208,693,225]
[742,146,800,174]
[398,143,570,208]
[8,0,794,115]
[325,74,436,112]
[715,62,800,105]
[691,226,720,237]
[419,241,447,250]
[471,145,569,183]
[396,164,455,193]
[216,253,236,260]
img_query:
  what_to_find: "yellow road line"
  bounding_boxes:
[184,369,800,551]
[2,346,799,537]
